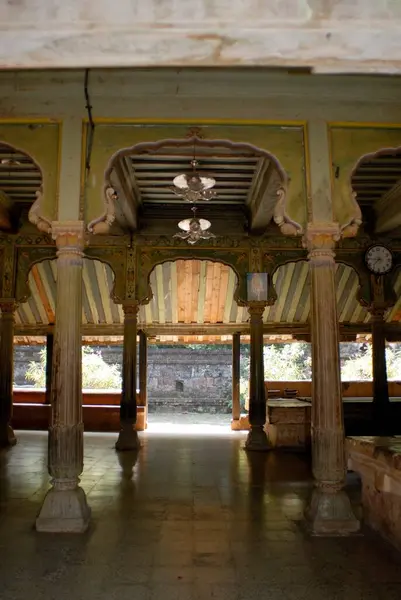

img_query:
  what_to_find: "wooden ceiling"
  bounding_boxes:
[0,143,42,209]
[109,141,279,234]
[12,258,395,345]
[352,151,401,207]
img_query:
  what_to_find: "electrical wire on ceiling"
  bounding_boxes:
[84,69,95,174]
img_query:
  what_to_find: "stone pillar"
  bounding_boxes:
[138,329,148,430]
[0,300,17,447]
[36,221,90,533]
[232,332,241,423]
[45,332,54,405]
[306,225,359,534]
[245,303,269,451]
[115,302,140,451]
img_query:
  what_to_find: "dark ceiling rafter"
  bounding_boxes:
[351,151,401,206]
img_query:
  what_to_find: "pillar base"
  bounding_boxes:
[244,426,270,452]
[115,425,141,451]
[306,487,360,536]
[0,424,17,447]
[36,485,91,533]
[231,415,250,431]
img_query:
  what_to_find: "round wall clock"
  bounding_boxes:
[364,245,393,275]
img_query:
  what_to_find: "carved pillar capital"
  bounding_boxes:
[247,301,267,318]
[0,299,18,315]
[122,301,140,318]
[303,223,340,263]
[52,221,86,257]
[365,274,393,317]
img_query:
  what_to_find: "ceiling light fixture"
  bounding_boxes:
[171,158,217,202]
[174,206,216,245]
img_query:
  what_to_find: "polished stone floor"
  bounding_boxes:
[1,430,401,600]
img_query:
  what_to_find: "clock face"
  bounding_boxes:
[365,245,393,275]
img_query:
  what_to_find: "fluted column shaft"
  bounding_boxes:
[245,303,269,451]
[49,232,84,485]
[36,221,90,533]
[309,247,345,489]
[306,225,359,534]
[0,300,17,447]
[115,302,140,450]
[45,332,54,405]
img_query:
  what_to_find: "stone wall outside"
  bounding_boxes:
[14,344,233,414]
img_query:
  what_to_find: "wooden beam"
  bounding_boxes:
[191,260,200,324]
[224,268,236,323]
[184,260,193,324]
[100,261,114,323]
[210,262,221,322]
[82,262,98,324]
[177,259,186,323]
[155,264,165,324]
[275,262,295,322]
[28,268,49,324]
[197,261,207,324]
[217,265,230,322]
[170,261,178,324]
[14,320,401,339]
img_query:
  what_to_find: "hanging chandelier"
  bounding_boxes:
[174,207,216,245]
[171,159,217,202]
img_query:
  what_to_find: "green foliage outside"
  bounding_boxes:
[25,347,122,389]
[239,342,401,409]
[23,341,401,398]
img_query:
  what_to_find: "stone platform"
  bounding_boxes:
[232,399,311,450]
[347,436,401,551]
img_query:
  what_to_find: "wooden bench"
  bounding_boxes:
[12,389,148,431]
[347,436,401,551]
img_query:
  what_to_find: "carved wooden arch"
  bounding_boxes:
[387,258,401,311]
[15,249,57,304]
[269,256,309,307]
[348,146,401,238]
[84,248,126,305]
[93,135,302,236]
[334,250,373,308]
[136,246,250,306]
[0,140,48,233]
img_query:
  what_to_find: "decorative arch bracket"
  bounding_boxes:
[87,186,117,235]
[28,187,52,234]
[273,186,303,236]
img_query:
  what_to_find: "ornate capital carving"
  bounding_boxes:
[247,301,267,318]
[52,221,85,258]
[87,186,117,235]
[365,274,394,316]
[303,222,340,263]
[0,298,18,315]
[122,300,140,317]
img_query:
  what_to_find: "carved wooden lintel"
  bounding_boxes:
[85,246,126,304]
[15,246,57,303]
